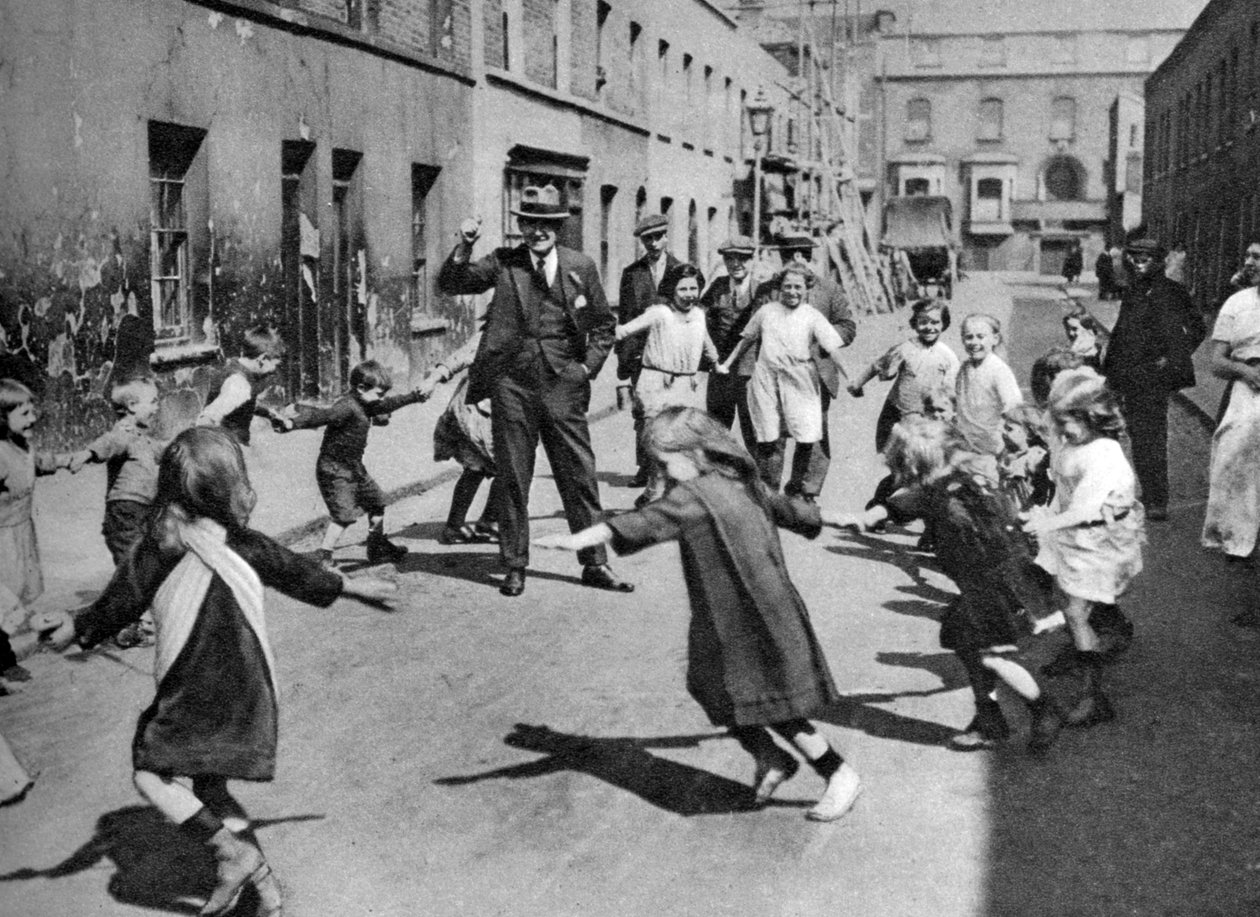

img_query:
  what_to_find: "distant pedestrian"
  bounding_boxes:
[67,376,168,648]
[197,326,290,446]
[715,263,847,495]
[0,379,74,688]
[46,426,396,917]
[535,407,862,821]
[1024,370,1144,729]
[614,263,717,505]
[840,416,1060,752]
[1062,242,1083,284]
[1202,240,1260,625]
[1094,248,1117,301]
[417,331,503,546]
[282,360,428,567]
[616,214,682,487]
[955,313,1023,479]
[1102,238,1205,521]
[703,235,760,455]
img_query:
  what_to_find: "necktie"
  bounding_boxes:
[534,257,549,288]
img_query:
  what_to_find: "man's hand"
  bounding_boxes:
[458,217,482,245]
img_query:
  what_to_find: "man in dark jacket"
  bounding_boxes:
[703,235,760,454]
[437,186,632,597]
[616,214,682,486]
[754,234,857,501]
[1102,238,1206,520]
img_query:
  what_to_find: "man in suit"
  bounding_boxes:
[703,235,760,455]
[617,214,682,487]
[437,186,633,597]
[754,233,857,501]
[1102,237,1206,521]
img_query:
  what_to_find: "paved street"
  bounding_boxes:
[3,276,1259,917]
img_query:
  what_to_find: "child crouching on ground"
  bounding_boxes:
[840,417,1063,752]
[535,406,862,821]
[1023,370,1144,727]
[283,360,429,567]
[41,426,396,917]
[68,376,167,647]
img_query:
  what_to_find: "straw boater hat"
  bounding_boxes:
[510,185,570,221]
[633,214,669,238]
[717,235,756,256]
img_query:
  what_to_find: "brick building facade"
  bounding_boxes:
[1143,0,1260,310]
[875,0,1197,275]
[0,0,790,448]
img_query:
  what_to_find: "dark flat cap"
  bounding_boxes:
[1124,238,1166,258]
[778,233,817,251]
[634,214,669,237]
[718,235,756,256]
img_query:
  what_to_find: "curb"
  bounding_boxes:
[270,399,622,547]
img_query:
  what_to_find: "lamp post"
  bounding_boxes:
[746,87,775,262]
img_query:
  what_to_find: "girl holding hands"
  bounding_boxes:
[535,407,862,821]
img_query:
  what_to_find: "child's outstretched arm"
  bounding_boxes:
[846,361,879,396]
[821,505,889,531]
[534,523,614,552]
[716,337,751,375]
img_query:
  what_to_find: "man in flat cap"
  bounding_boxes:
[703,235,760,454]
[438,185,632,596]
[751,233,857,500]
[1102,238,1206,521]
[616,213,682,486]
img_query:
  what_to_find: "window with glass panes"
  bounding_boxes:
[149,122,206,343]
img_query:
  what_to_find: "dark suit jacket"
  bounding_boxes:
[1103,275,1205,394]
[703,274,760,375]
[752,269,857,397]
[616,251,682,380]
[438,244,615,403]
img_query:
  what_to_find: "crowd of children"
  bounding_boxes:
[0,264,1164,911]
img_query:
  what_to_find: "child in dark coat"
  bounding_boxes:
[43,427,396,916]
[285,360,429,566]
[840,417,1062,752]
[535,406,861,821]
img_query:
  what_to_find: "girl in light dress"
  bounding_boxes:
[614,263,718,505]
[1024,370,1144,730]
[535,407,862,821]
[716,263,846,492]
[955,313,1023,481]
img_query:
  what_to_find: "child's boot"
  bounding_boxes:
[949,698,1010,751]
[181,808,272,917]
[1064,653,1116,728]
[1041,644,1087,677]
[1026,695,1064,754]
[752,746,800,806]
[805,751,862,822]
[1090,603,1134,660]
[366,531,408,564]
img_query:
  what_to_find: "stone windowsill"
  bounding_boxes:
[410,317,449,337]
[149,342,222,369]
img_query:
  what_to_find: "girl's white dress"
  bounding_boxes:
[1202,287,1260,557]
[741,302,844,443]
[1037,437,1144,603]
[619,303,717,418]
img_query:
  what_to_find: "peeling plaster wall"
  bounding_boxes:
[0,0,476,448]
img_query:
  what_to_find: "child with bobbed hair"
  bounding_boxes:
[1062,309,1106,370]
[999,404,1053,512]
[839,416,1060,752]
[1029,346,1086,408]
[1024,369,1144,728]
[42,426,396,916]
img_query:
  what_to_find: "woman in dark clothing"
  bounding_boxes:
[46,428,395,916]
[535,406,862,821]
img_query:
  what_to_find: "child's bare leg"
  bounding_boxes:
[446,469,487,529]
[730,725,798,805]
[320,522,348,554]
[1063,595,1099,651]
[770,720,861,822]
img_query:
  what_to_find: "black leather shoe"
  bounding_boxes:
[581,564,634,592]
[500,568,526,597]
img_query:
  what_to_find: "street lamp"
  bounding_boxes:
[747,87,775,261]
